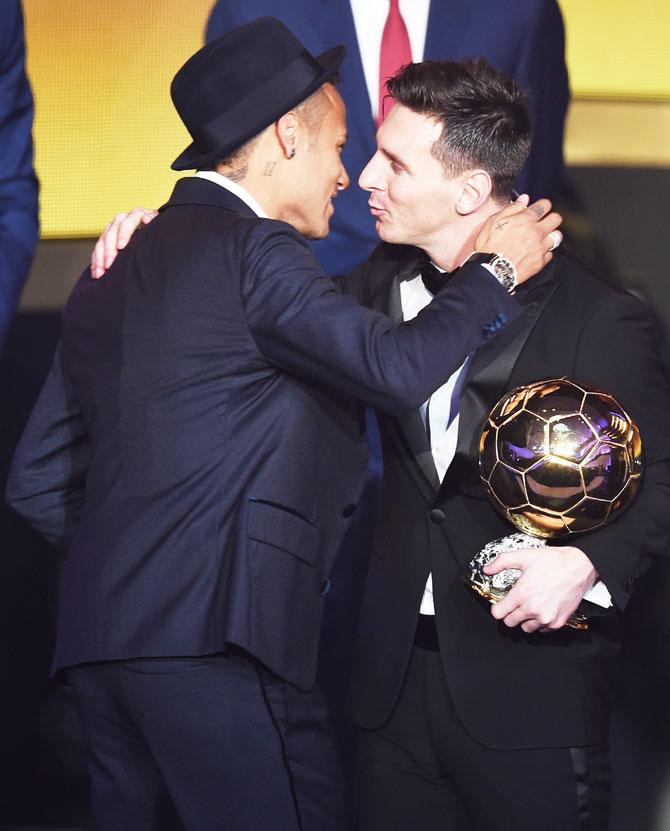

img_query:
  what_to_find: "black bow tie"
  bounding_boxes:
[419,259,455,295]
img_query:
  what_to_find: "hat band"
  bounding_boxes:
[191,49,325,153]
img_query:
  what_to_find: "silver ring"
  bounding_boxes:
[548,230,562,251]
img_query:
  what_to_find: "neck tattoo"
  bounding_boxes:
[226,166,248,183]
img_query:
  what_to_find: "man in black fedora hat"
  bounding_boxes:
[7,17,560,831]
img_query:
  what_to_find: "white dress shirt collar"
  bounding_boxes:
[195,170,269,218]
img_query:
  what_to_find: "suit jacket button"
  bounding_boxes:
[429,508,445,524]
[342,503,357,518]
[320,579,331,596]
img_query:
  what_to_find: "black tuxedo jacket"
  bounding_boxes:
[344,243,670,748]
[6,178,518,691]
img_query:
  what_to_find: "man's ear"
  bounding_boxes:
[455,170,492,215]
[276,110,301,159]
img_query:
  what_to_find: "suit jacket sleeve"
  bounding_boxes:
[241,224,519,412]
[6,342,89,549]
[0,0,39,347]
[514,0,569,199]
[570,293,670,611]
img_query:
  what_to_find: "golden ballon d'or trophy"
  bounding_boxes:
[466,377,643,630]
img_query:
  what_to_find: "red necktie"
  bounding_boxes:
[378,0,412,125]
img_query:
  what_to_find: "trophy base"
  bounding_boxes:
[465,532,588,631]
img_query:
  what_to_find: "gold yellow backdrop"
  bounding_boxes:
[22,0,670,238]
[24,0,212,238]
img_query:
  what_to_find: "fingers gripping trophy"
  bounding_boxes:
[466,377,643,629]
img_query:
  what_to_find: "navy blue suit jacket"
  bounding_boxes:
[0,0,39,347]
[6,177,518,691]
[207,0,569,275]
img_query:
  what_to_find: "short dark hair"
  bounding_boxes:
[387,59,533,201]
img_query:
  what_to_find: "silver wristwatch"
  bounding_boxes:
[467,252,518,293]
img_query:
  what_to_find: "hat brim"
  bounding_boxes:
[171,44,346,171]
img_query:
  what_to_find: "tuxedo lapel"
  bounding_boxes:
[438,265,560,499]
[376,255,441,490]
[395,406,441,491]
[369,269,402,322]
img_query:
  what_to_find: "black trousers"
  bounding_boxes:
[355,638,610,831]
[67,649,350,831]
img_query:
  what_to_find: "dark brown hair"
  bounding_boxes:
[387,59,533,201]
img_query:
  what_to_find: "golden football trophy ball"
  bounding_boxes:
[466,377,643,628]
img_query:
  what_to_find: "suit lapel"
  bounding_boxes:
[368,266,404,322]
[375,255,441,491]
[438,264,560,500]
[395,407,441,490]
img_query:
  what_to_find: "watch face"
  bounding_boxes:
[492,256,517,290]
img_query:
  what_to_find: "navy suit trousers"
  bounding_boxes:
[68,650,350,831]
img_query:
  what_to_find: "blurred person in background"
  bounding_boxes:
[0,0,39,350]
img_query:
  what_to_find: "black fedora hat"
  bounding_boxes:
[170,17,346,171]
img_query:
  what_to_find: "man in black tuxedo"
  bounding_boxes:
[339,60,670,830]
[5,20,559,831]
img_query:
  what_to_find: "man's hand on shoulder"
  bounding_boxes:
[91,208,158,278]
[474,194,563,286]
[484,545,598,633]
